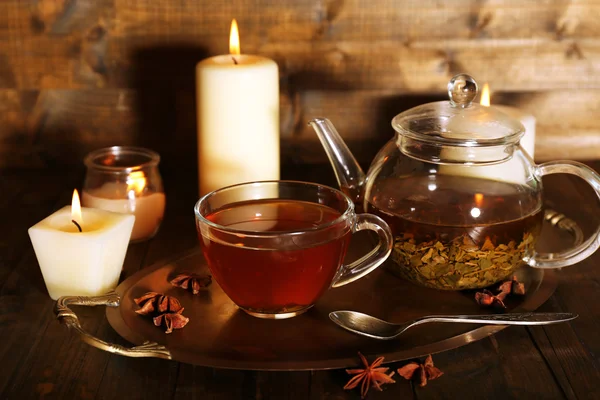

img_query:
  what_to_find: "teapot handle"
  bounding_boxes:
[527,161,600,268]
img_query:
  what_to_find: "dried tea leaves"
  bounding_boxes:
[390,233,535,290]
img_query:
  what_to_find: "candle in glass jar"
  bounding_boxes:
[82,179,165,242]
[28,190,135,300]
[83,147,165,242]
[196,19,280,196]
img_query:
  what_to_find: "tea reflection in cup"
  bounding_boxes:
[194,181,393,319]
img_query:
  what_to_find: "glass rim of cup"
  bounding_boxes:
[194,180,356,238]
[84,146,161,174]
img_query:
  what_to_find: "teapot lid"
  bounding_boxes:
[391,74,525,146]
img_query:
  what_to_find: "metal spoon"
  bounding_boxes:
[329,310,578,340]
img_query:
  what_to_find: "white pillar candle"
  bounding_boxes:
[28,191,135,300]
[196,19,280,196]
[82,182,165,242]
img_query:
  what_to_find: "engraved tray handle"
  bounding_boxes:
[54,291,172,359]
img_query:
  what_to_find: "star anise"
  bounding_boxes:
[134,292,183,315]
[170,273,212,294]
[475,289,507,309]
[344,352,396,398]
[397,355,443,387]
[475,276,526,309]
[497,275,526,296]
[153,309,190,334]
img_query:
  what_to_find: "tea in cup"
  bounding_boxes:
[194,181,393,319]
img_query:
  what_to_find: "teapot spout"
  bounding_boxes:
[308,118,366,205]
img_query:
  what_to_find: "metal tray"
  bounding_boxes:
[54,209,579,371]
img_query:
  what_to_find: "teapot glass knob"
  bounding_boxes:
[448,74,478,108]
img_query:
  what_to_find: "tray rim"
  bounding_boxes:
[106,247,557,371]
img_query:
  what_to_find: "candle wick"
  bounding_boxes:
[231,56,238,65]
[71,220,82,233]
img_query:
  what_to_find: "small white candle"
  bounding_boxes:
[28,190,135,300]
[82,181,165,242]
[196,19,280,196]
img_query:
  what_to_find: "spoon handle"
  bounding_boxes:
[418,312,578,326]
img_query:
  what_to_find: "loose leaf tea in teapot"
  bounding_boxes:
[368,175,543,290]
[391,232,534,289]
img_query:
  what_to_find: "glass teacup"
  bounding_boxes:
[194,181,393,319]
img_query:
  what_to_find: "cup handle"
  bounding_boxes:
[331,213,393,287]
[527,161,600,268]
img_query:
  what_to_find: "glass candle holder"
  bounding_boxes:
[82,146,166,243]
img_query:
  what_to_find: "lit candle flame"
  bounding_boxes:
[71,189,83,230]
[127,171,147,195]
[229,19,240,55]
[480,83,490,107]
[474,193,484,207]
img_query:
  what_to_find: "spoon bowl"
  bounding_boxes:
[329,310,578,340]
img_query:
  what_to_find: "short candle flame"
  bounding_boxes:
[71,189,83,231]
[127,171,147,195]
[229,19,241,55]
[480,83,490,107]
[474,192,484,207]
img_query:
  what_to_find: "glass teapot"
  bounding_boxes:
[309,74,600,290]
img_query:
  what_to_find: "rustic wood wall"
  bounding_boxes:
[1,0,600,170]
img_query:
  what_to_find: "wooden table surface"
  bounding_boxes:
[2,162,600,400]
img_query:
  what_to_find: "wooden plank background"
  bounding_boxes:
[1,0,600,169]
